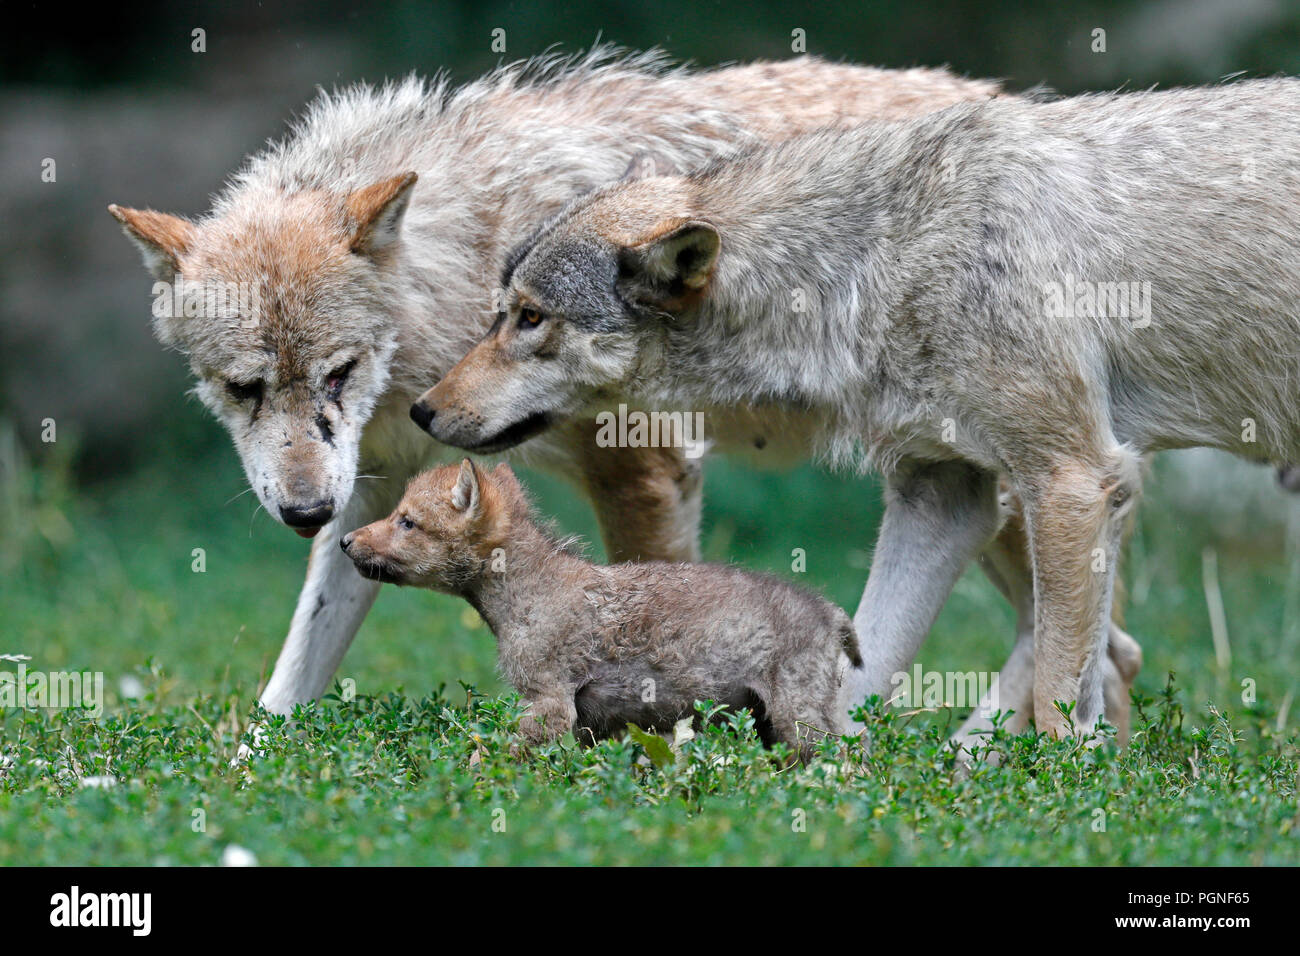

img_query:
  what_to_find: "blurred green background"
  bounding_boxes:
[3,0,1300,721]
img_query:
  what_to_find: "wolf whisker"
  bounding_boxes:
[224,487,256,506]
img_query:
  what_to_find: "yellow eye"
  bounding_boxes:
[519,305,543,327]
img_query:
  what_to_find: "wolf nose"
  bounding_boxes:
[280,501,334,528]
[409,401,435,433]
[339,533,353,552]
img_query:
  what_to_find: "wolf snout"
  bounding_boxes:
[409,400,435,433]
[280,500,334,537]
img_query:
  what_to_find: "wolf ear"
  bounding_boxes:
[346,171,418,255]
[450,458,482,516]
[107,205,195,280]
[620,151,675,181]
[619,220,720,311]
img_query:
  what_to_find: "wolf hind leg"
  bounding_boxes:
[1020,444,1142,739]
[953,495,1143,755]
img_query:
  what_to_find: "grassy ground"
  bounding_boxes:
[2,415,1299,865]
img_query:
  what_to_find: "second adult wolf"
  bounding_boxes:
[419,78,1300,739]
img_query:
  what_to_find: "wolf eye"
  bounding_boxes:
[326,360,356,400]
[518,306,544,328]
[225,378,263,404]
[398,516,415,531]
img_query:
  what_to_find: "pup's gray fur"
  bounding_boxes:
[423,78,1300,738]
[342,459,863,761]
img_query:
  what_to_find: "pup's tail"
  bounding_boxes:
[834,613,868,735]
[1277,463,1300,492]
[837,616,863,669]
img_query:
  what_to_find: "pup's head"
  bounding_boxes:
[107,172,418,537]
[339,458,522,591]
[409,173,720,453]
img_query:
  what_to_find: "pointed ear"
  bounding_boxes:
[620,151,675,181]
[346,171,418,255]
[450,458,481,516]
[107,205,195,280]
[619,220,720,310]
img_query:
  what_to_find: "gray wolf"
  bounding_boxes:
[106,49,1051,725]
[417,78,1300,738]
[342,459,863,761]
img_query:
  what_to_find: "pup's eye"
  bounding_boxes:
[326,360,355,400]
[225,378,263,404]
[518,306,544,328]
[397,516,415,531]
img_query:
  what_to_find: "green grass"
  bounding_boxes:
[2,417,1299,865]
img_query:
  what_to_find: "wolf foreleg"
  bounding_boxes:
[845,460,1002,723]
[258,472,407,717]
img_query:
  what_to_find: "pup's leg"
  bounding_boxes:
[1019,446,1142,739]
[517,695,577,746]
[572,426,703,563]
[844,460,1002,721]
[258,467,410,718]
[761,688,823,764]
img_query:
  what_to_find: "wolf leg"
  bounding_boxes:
[1104,626,1143,745]
[517,694,577,746]
[844,460,1002,722]
[258,469,409,717]
[574,429,704,563]
[1020,447,1142,739]
[954,495,1143,752]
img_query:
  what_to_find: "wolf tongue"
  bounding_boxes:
[294,527,321,539]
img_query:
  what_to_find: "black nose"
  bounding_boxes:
[339,533,353,552]
[409,401,435,432]
[280,501,334,527]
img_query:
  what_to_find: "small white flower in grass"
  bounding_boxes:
[119,675,145,700]
[221,844,258,867]
[78,775,118,789]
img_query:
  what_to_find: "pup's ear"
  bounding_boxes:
[618,220,720,311]
[346,171,418,255]
[450,458,482,516]
[107,205,195,280]
[620,151,675,181]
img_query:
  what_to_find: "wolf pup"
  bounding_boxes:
[107,49,1022,724]
[419,78,1300,740]
[341,459,864,761]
